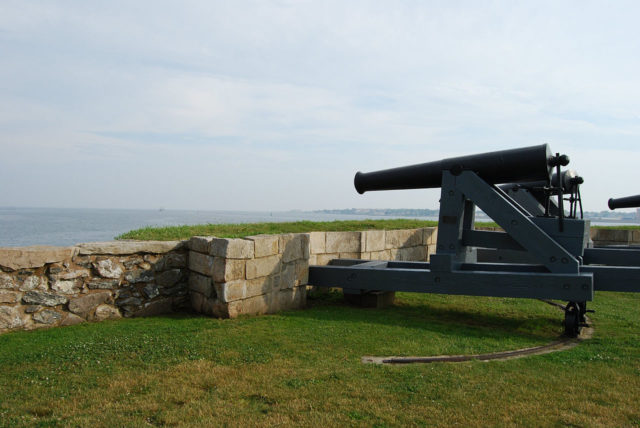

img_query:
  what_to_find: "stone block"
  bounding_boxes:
[122,257,143,269]
[247,235,279,258]
[0,306,26,330]
[68,292,112,316]
[51,268,90,280]
[591,228,631,244]
[87,278,120,289]
[279,234,309,263]
[161,252,187,269]
[22,291,68,306]
[227,294,269,318]
[190,291,205,312]
[76,241,186,255]
[279,263,297,289]
[315,253,339,266]
[368,250,391,261]
[326,231,361,253]
[33,309,62,325]
[427,245,437,260]
[210,238,254,259]
[244,277,272,299]
[124,269,154,284]
[73,256,93,268]
[142,284,160,299]
[189,251,215,276]
[19,275,46,291]
[0,246,76,270]
[0,272,14,289]
[339,252,361,259]
[189,273,213,298]
[94,259,124,279]
[362,230,385,252]
[295,260,309,286]
[277,286,306,310]
[386,229,423,249]
[161,283,187,297]
[61,313,85,326]
[94,304,122,321]
[394,246,427,261]
[246,255,281,280]
[201,299,229,318]
[213,258,246,283]
[423,227,438,245]
[156,269,182,287]
[309,232,326,255]
[189,236,214,254]
[51,279,81,295]
[0,291,21,303]
[308,232,327,255]
[215,280,246,303]
[116,296,142,307]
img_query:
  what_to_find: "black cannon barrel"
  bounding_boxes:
[354,144,553,194]
[608,194,640,210]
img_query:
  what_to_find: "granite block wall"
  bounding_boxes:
[187,234,309,318]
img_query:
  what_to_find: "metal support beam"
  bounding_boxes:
[309,265,593,301]
[454,171,579,273]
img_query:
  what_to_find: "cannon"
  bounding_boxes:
[609,194,640,210]
[309,144,640,337]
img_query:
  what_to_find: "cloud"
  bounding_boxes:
[1,1,639,211]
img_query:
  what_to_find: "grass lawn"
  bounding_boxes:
[1,290,640,427]
[116,218,639,242]
[116,219,440,241]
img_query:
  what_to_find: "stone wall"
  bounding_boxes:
[590,228,640,246]
[0,226,438,331]
[0,241,188,333]
[308,227,438,265]
[186,227,438,318]
[188,234,309,318]
[5,225,635,333]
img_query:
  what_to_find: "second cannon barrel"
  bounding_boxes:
[608,194,640,210]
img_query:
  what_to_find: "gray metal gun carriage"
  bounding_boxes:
[308,144,640,337]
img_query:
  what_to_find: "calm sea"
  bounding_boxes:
[0,207,633,248]
[0,207,436,247]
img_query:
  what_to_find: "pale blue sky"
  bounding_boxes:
[1,1,639,211]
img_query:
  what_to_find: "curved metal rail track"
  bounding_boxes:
[362,301,593,365]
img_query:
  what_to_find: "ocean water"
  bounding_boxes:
[0,207,633,248]
[0,207,434,247]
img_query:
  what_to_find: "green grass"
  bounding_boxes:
[116,219,439,241]
[2,291,640,427]
[116,219,502,241]
[116,217,640,242]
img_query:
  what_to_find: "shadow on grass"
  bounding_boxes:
[284,291,563,342]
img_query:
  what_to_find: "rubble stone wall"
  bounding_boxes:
[0,241,188,333]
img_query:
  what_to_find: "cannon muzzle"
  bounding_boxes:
[608,194,640,210]
[354,144,554,194]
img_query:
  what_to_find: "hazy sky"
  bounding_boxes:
[1,1,639,212]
